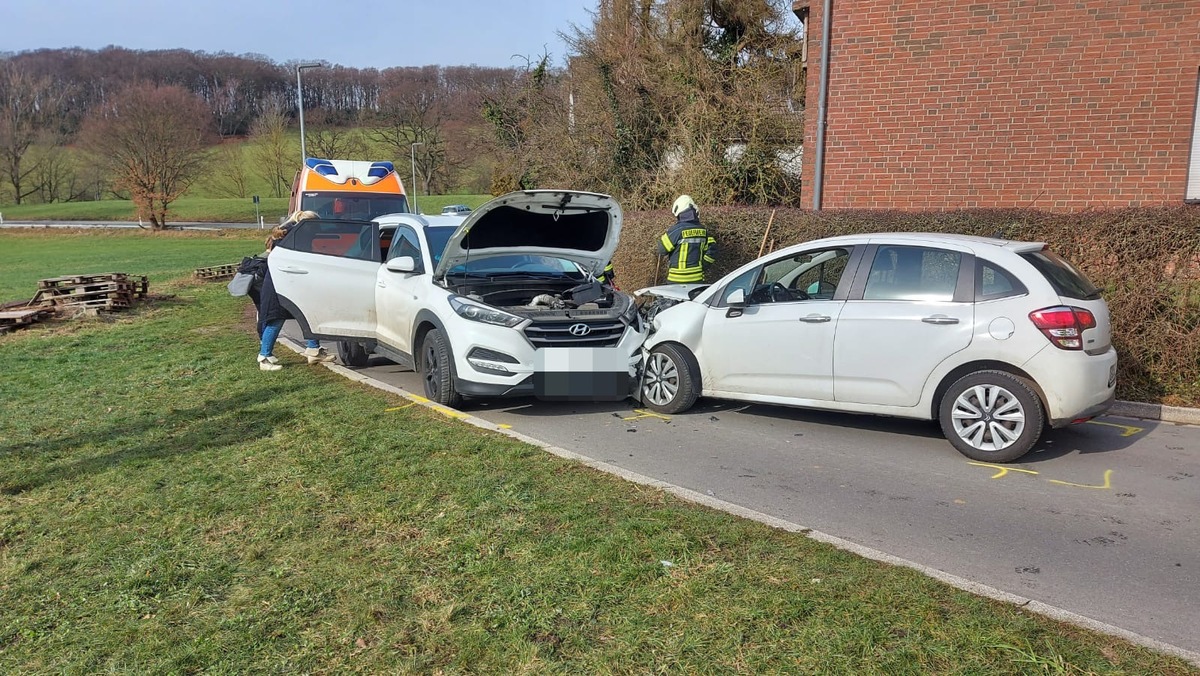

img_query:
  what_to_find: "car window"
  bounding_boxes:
[746,248,853,304]
[300,192,410,220]
[863,245,962,301]
[976,260,1027,300]
[278,219,376,261]
[387,226,424,270]
[1019,250,1101,300]
[718,267,759,305]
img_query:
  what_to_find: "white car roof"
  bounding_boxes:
[794,231,1045,253]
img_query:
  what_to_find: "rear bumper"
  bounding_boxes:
[1049,392,1115,428]
[1021,344,1118,426]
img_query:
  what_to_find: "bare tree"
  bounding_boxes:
[201,143,250,198]
[80,84,216,228]
[369,78,450,195]
[0,61,68,204]
[249,107,295,198]
[31,142,89,203]
[303,125,367,160]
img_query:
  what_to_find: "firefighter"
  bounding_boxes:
[595,261,617,288]
[658,195,716,283]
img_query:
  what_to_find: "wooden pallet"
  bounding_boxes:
[0,308,53,334]
[193,263,239,280]
[28,273,148,313]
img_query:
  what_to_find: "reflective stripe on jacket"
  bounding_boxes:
[657,208,716,283]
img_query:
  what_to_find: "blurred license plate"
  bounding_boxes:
[534,348,629,401]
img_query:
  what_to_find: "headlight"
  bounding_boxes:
[448,296,523,327]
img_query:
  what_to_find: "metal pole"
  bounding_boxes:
[812,0,833,211]
[297,66,307,163]
[410,142,423,214]
[296,62,322,164]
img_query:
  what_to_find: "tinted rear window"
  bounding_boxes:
[1019,250,1101,300]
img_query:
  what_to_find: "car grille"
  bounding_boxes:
[524,318,626,348]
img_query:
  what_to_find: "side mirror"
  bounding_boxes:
[386,256,417,273]
[726,288,746,306]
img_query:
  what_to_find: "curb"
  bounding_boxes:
[1111,400,1200,426]
[278,337,1200,667]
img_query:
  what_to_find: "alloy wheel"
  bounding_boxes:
[643,352,679,407]
[424,343,440,398]
[950,384,1026,451]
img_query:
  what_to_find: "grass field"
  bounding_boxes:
[1,230,1195,673]
[0,195,493,225]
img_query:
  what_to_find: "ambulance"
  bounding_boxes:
[288,157,412,221]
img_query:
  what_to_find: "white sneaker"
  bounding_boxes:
[257,354,282,371]
[305,346,335,364]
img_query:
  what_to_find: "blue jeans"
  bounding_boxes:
[259,320,319,357]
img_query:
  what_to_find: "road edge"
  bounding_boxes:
[281,337,1200,668]
[1111,400,1200,426]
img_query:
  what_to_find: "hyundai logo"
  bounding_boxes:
[568,323,592,336]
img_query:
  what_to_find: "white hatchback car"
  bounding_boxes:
[635,233,1116,463]
[267,190,646,406]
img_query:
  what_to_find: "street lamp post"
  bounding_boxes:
[410,141,424,214]
[296,62,323,163]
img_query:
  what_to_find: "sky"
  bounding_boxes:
[5,0,599,70]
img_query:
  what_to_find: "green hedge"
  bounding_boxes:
[615,207,1200,406]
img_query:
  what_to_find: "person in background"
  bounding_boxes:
[658,195,717,284]
[253,210,335,371]
[595,261,617,288]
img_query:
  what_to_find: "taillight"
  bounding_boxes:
[1029,306,1097,350]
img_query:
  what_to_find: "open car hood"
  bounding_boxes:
[433,190,621,280]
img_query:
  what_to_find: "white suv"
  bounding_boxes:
[267,190,647,406]
[636,233,1116,463]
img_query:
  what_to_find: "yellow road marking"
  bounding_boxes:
[967,462,1040,479]
[385,404,416,412]
[1085,420,1144,437]
[497,424,512,430]
[622,409,672,422]
[1048,469,1114,490]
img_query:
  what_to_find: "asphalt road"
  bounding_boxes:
[281,325,1200,658]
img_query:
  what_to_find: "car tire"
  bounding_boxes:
[337,340,370,368]
[939,370,1044,463]
[420,328,462,408]
[641,343,701,414]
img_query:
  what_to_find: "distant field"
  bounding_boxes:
[0,195,493,224]
[0,128,494,222]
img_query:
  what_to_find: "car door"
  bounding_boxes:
[700,247,857,401]
[375,224,427,356]
[833,243,975,407]
[268,218,380,338]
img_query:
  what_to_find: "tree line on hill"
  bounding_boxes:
[0,0,806,226]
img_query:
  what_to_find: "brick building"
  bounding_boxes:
[794,1,1200,211]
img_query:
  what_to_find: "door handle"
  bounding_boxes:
[377,282,387,288]
[798,314,831,323]
[278,266,308,274]
[922,315,959,325]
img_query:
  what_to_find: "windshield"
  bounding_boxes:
[300,192,409,221]
[424,226,457,269]
[445,254,585,279]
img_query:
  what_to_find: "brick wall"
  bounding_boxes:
[799,1,1200,210]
